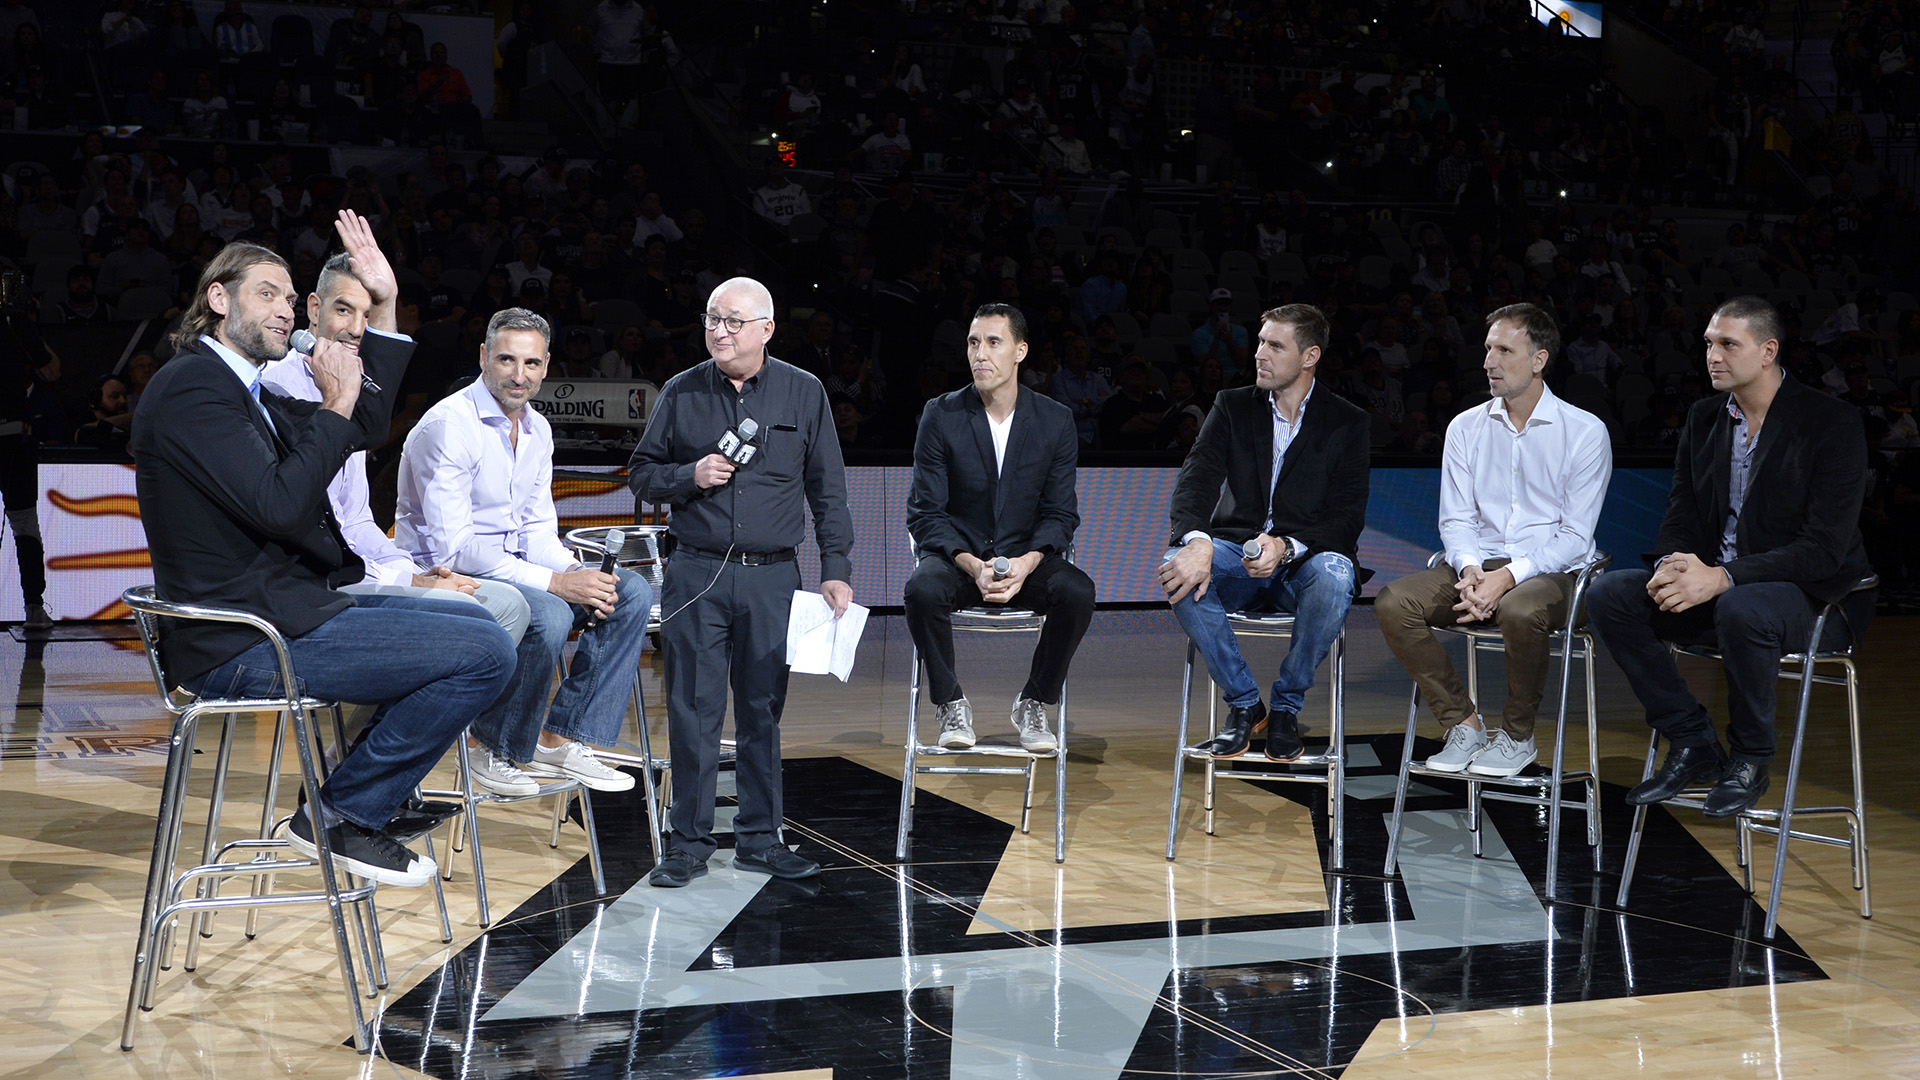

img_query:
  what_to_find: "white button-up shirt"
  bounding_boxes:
[394,378,578,590]
[259,331,421,586]
[1439,382,1612,584]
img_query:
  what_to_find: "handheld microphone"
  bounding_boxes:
[291,329,382,396]
[1242,538,1265,561]
[585,528,625,628]
[992,556,1011,580]
[716,417,761,466]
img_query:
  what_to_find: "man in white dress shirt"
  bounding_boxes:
[1375,304,1613,777]
[395,307,651,794]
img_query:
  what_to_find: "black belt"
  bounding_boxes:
[677,544,797,566]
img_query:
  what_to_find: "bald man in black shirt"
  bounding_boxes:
[629,276,853,888]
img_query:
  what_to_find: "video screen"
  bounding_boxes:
[1533,0,1602,37]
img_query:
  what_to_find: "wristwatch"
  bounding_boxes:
[1277,537,1296,564]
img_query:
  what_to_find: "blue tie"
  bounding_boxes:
[248,379,277,436]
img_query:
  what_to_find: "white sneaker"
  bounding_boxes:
[23,604,51,630]
[935,697,976,749]
[1012,697,1058,753]
[471,750,540,797]
[528,740,636,792]
[1467,731,1538,777]
[1424,722,1489,773]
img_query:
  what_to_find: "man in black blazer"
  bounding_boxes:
[1588,296,1874,817]
[132,218,515,887]
[905,303,1095,753]
[1159,304,1370,761]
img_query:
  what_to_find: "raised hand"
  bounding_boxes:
[333,209,397,325]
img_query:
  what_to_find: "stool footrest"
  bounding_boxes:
[916,764,1032,777]
[910,743,1056,759]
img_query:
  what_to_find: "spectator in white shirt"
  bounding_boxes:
[212,0,264,57]
[630,190,684,248]
[860,112,913,174]
[1376,303,1612,778]
[752,160,812,228]
[395,308,651,795]
[101,0,148,48]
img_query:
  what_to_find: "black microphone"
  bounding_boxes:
[716,416,761,466]
[585,528,625,628]
[291,329,382,396]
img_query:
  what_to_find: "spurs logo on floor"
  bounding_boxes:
[376,749,1824,1079]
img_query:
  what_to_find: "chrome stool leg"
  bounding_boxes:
[1164,642,1196,860]
[1383,686,1422,876]
[1616,731,1661,907]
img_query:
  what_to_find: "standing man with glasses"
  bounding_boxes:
[629,278,854,888]
[1159,304,1370,762]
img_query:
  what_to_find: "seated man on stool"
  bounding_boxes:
[1376,304,1612,778]
[1587,296,1874,817]
[133,222,516,886]
[906,303,1095,753]
[396,307,652,797]
[264,262,533,829]
[1158,304,1370,761]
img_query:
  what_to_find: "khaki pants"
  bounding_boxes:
[1375,561,1575,740]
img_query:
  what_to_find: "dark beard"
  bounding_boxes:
[224,315,282,366]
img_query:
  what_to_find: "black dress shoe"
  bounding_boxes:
[1263,709,1304,761]
[1702,760,1770,818]
[1625,741,1728,805]
[648,849,709,888]
[734,845,821,879]
[1197,701,1267,758]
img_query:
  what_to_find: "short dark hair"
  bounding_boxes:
[1713,295,1782,347]
[1261,303,1329,353]
[89,373,126,411]
[972,302,1028,344]
[1486,302,1561,364]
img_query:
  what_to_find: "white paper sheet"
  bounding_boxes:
[784,590,869,681]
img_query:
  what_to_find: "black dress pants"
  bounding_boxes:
[903,553,1096,707]
[1586,569,1871,764]
[660,550,799,862]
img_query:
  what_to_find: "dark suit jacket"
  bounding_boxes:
[1168,381,1371,561]
[1654,374,1872,605]
[906,383,1079,562]
[131,331,411,683]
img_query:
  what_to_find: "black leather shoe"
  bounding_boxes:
[734,845,821,879]
[1263,709,1304,761]
[1625,742,1728,805]
[1197,701,1267,758]
[384,797,464,842]
[648,850,709,888]
[1702,760,1770,818]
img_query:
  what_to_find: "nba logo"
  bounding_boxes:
[628,387,646,420]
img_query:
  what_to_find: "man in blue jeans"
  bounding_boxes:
[396,307,653,798]
[133,220,517,888]
[1159,304,1371,760]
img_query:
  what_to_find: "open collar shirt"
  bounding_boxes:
[394,377,578,590]
[1439,381,1612,584]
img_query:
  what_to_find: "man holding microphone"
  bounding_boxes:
[629,277,853,888]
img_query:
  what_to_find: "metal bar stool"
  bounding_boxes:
[1167,612,1349,867]
[1384,552,1611,900]
[562,524,713,866]
[121,585,383,1052]
[896,544,1071,864]
[1617,574,1876,940]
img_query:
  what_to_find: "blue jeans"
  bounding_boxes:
[1168,540,1357,713]
[468,567,653,763]
[188,593,516,831]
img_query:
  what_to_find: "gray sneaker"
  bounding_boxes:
[1012,697,1058,753]
[472,750,540,797]
[1425,722,1489,773]
[1467,731,1537,777]
[935,697,976,748]
[22,604,51,630]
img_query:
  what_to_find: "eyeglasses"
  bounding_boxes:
[701,314,771,333]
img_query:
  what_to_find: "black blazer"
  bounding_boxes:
[1654,374,1871,605]
[906,383,1079,562]
[1168,381,1371,561]
[131,332,411,683]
